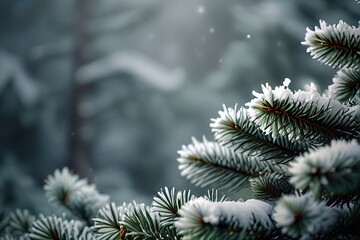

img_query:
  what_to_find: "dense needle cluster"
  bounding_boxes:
[1,4,360,240]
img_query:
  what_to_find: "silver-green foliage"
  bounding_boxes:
[44,168,108,224]
[8,210,35,238]
[0,210,8,236]
[177,136,272,192]
[29,215,95,240]
[246,81,360,144]
[171,14,360,240]
[152,187,195,227]
[302,20,360,69]
[0,169,102,240]
[329,68,360,105]
[0,210,35,240]
[210,105,309,163]
[93,203,124,240]
[3,5,360,240]
[175,198,275,240]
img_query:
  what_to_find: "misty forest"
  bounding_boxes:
[1,0,360,239]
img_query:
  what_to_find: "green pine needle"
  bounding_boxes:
[0,210,9,235]
[152,187,195,227]
[289,140,360,199]
[205,189,228,202]
[211,105,309,163]
[120,203,161,240]
[29,215,81,240]
[302,20,360,69]
[246,82,360,144]
[178,136,271,192]
[8,209,35,237]
[176,198,274,240]
[250,173,294,202]
[273,193,336,239]
[93,203,125,240]
[329,68,360,105]
[44,168,108,224]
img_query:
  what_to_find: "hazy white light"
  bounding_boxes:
[198,6,204,14]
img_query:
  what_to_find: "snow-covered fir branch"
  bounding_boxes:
[2,4,360,240]
[44,168,108,225]
[246,79,360,144]
[302,20,360,69]
[329,68,360,105]
[177,136,271,192]
[210,104,310,163]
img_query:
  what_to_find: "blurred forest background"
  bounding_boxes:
[0,0,358,214]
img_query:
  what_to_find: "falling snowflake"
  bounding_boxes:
[198,6,204,14]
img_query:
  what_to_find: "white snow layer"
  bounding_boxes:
[290,139,360,177]
[302,20,359,49]
[76,51,185,91]
[176,197,273,230]
[246,79,358,139]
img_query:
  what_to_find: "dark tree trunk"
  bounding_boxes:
[68,0,93,178]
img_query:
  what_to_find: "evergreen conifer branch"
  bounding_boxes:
[120,203,178,240]
[44,168,87,207]
[0,210,8,236]
[250,173,294,203]
[335,203,360,236]
[8,210,35,238]
[302,20,360,69]
[0,210,35,240]
[205,189,228,203]
[93,202,124,240]
[67,185,109,225]
[272,193,336,239]
[44,168,108,225]
[210,105,309,163]
[0,235,17,240]
[78,227,96,240]
[177,137,271,192]
[29,215,83,240]
[175,198,275,240]
[152,187,195,227]
[329,68,360,105]
[289,140,360,200]
[326,193,360,208]
[3,3,360,239]
[0,235,16,240]
[246,80,360,144]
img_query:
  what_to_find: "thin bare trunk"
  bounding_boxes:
[68,0,93,177]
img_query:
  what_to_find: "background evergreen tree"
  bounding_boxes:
[1,1,360,239]
[1,0,358,213]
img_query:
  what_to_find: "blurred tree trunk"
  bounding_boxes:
[68,0,93,177]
